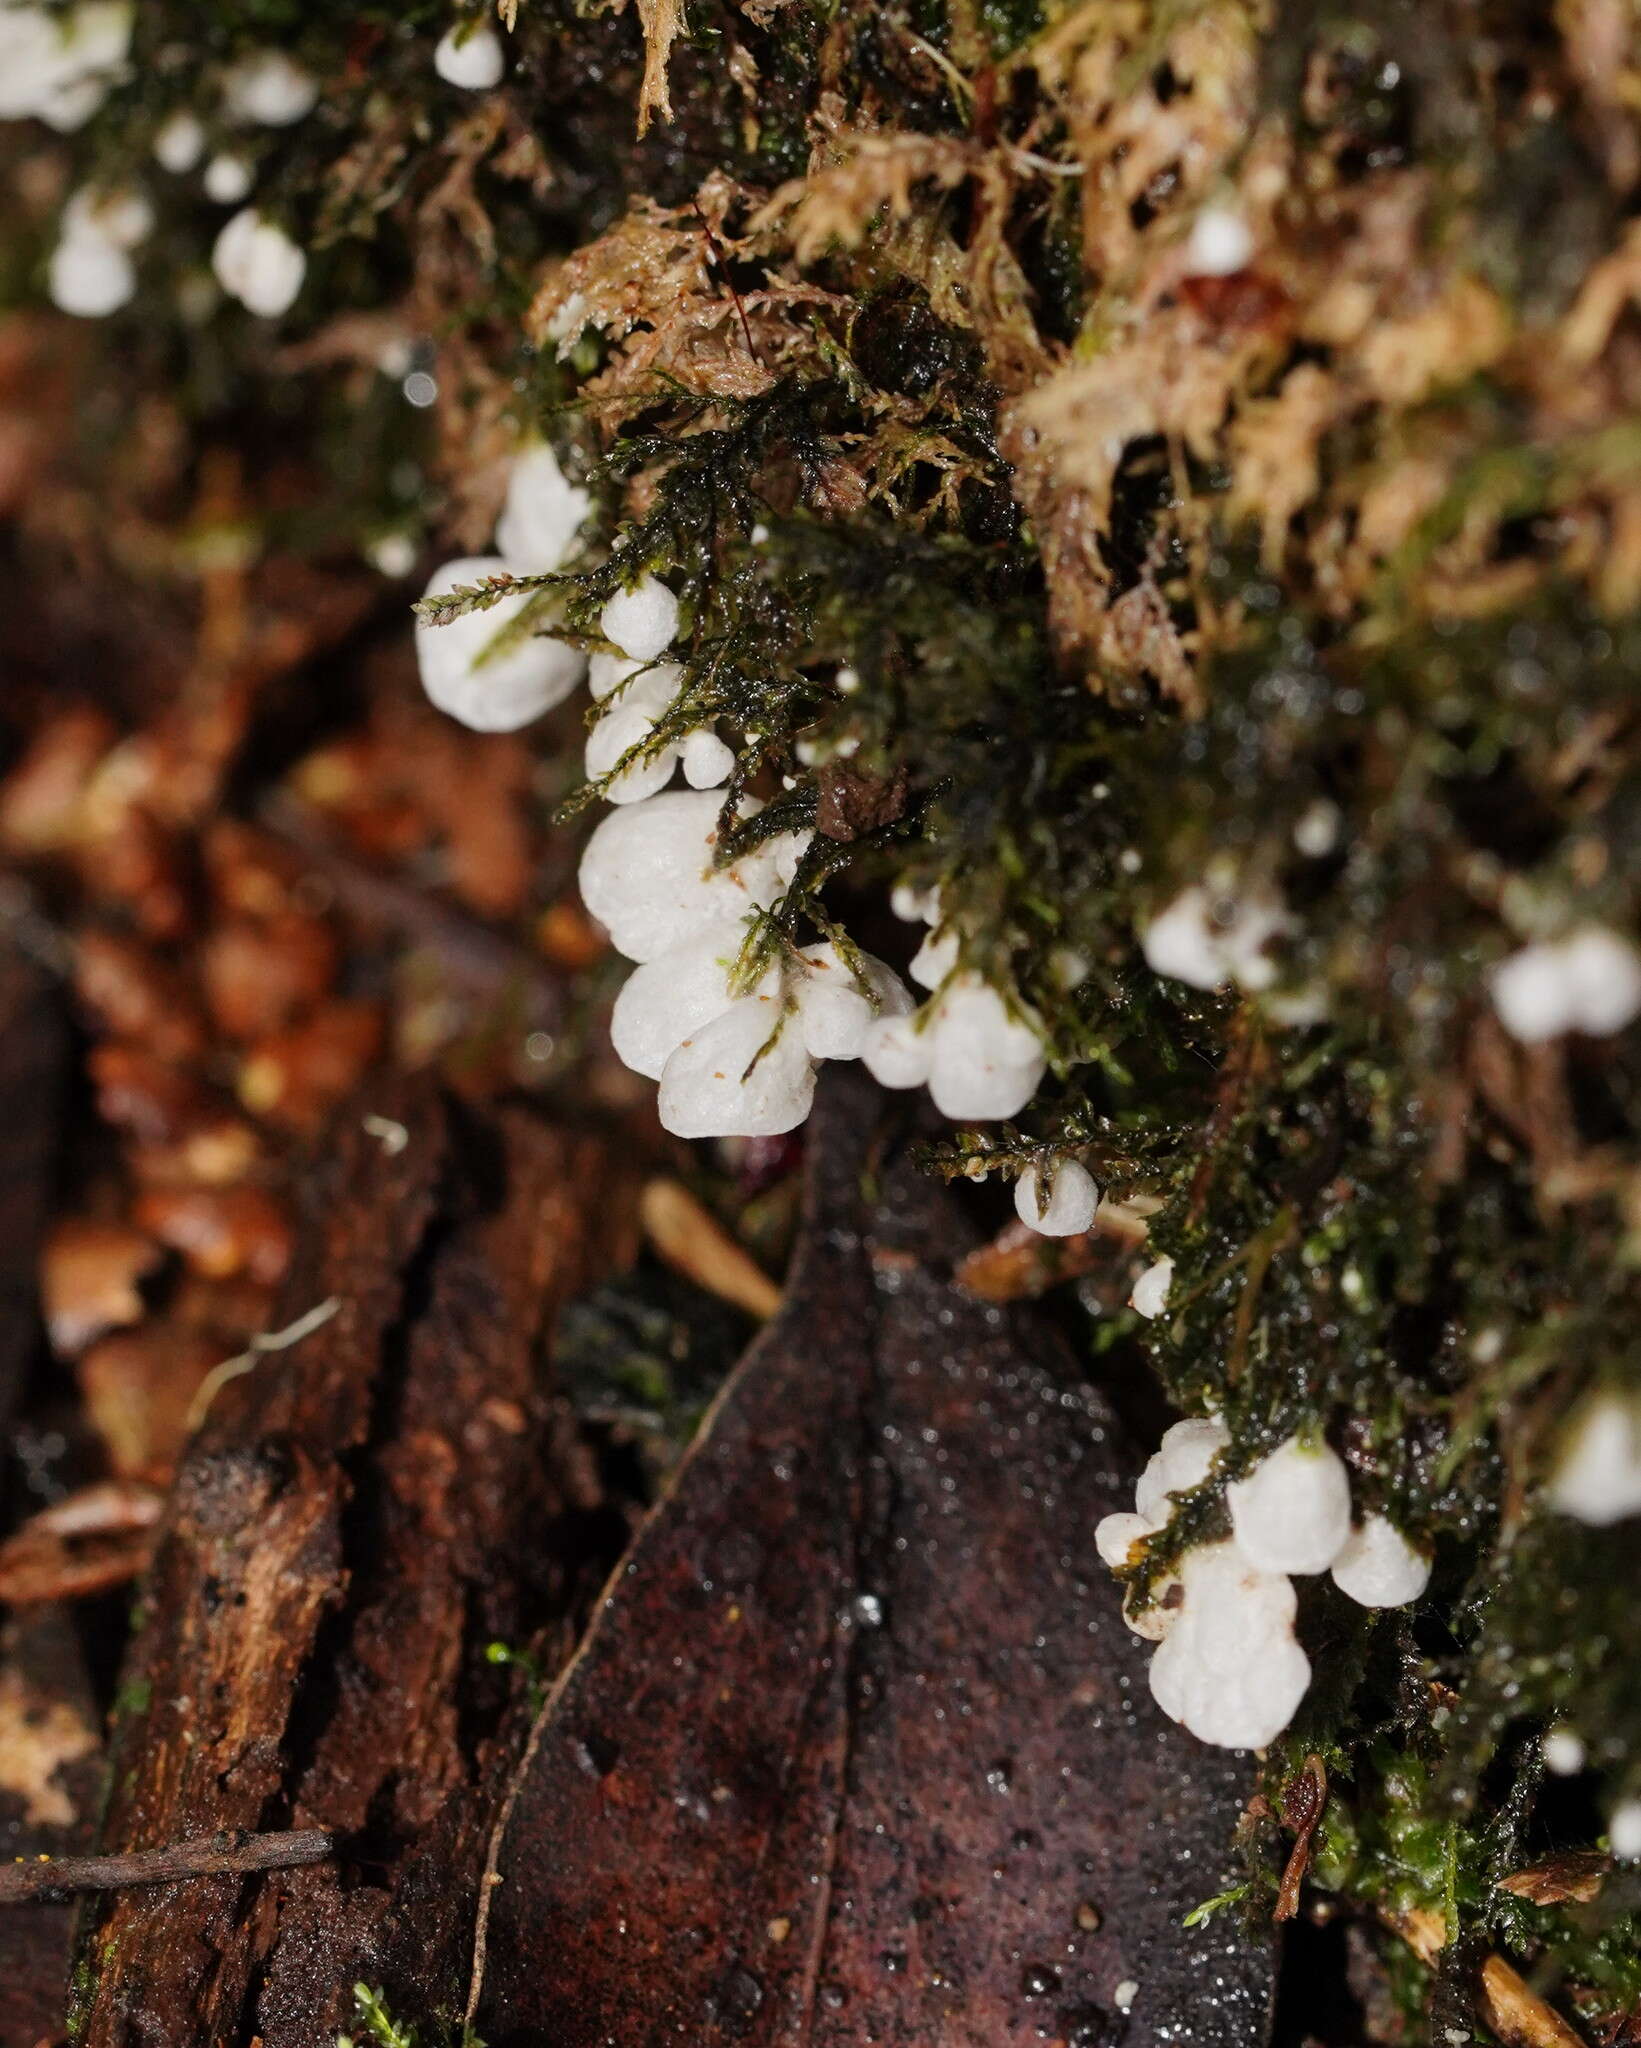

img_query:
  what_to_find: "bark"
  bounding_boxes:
[70,1079,640,2047]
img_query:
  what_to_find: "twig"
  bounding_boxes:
[0,1828,333,1904]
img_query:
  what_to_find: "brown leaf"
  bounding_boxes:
[472,1070,1274,2047]
[1497,1850,1612,1907]
[40,1218,163,1358]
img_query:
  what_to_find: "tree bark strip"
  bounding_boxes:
[71,1080,640,2047]
[475,1068,1275,2048]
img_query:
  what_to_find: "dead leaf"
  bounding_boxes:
[1497,1850,1611,1906]
[472,1070,1275,2047]
[640,1178,782,1320]
[1480,1954,1588,2048]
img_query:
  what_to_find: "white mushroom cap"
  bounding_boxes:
[1141,887,1227,989]
[1135,1417,1230,1524]
[657,997,816,1138]
[860,1011,935,1090]
[63,185,151,247]
[924,980,1046,1121]
[909,926,959,989]
[792,944,912,1061]
[203,153,254,204]
[1563,926,1641,1034]
[1492,927,1641,1043]
[1184,205,1254,278]
[1227,1432,1353,1575]
[1543,1728,1586,1776]
[154,108,206,172]
[1142,883,1289,993]
[1015,1159,1099,1237]
[577,789,782,964]
[221,50,318,126]
[1146,1542,1310,1749]
[584,700,677,805]
[0,1,131,127]
[679,729,735,789]
[494,441,590,574]
[771,829,813,886]
[1329,1513,1430,1607]
[601,575,680,662]
[1130,1254,1174,1319]
[434,20,505,89]
[416,555,584,733]
[1094,1510,1155,1571]
[1544,1391,1641,1526]
[609,919,772,1080]
[891,881,941,924]
[1609,1799,1641,1861]
[211,207,306,317]
[49,233,133,316]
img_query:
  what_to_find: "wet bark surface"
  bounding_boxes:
[70,1080,640,2048]
[475,1069,1275,2048]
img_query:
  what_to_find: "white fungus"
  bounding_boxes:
[0,1,131,129]
[1612,1800,1641,1862]
[1491,927,1641,1043]
[48,231,133,316]
[211,207,306,317]
[861,954,1047,1123]
[1147,1541,1312,1750]
[577,789,786,965]
[1227,1432,1353,1576]
[610,921,774,1081]
[1329,1513,1431,1608]
[1544,1728,1587,1777]
[1183,205,1255,278]
[434,19,505,89]
[1099,1412,1429,1750]
[1544,1391,1641,1526]
[1130,1254,1174,1319]
[203,153,255,204]
[221,49,319,126]
[890,881,941,924]
[153,107,206,172]
[63,184,151,248]
[679,728,735,790]
[658,994,817,1139]
[1141,881,1289,992]
[1015,1159,1099,1237]
[415,555,584,733]
[493,441,591,574]
[601,575,680,663]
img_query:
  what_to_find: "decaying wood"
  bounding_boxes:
[1480,1953,1588,2048]
[0,1829,333,1904]
[472,1069,1275,2048]
[71,1080,640,2046]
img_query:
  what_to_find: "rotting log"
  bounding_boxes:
[69,1079,640,2047]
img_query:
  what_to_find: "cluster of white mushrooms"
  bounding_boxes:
[1096,1422,1431,1750]
[19,10,515,325]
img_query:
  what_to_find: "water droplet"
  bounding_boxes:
[1021,1965,1061,1998]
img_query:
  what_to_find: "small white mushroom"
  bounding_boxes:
[601,574,680,663]
[1544,1391,1641,1526]
[1183,205,1254,278]
[494,441,589,574]
[1227,1432,1352,1575]
[203,153,255,204]
[1492,927,1641,1043]
[577,790,783,965]
[1130,1255,1174,1319]
[658,997,817,1139]
[153,108,206,173]
[415,555,584,733]
[221,49,318,126]
[1014,1159,1099,1237]
[1329,1513,1430,1607]
[434,19,505,89]
[211,207,306,317]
